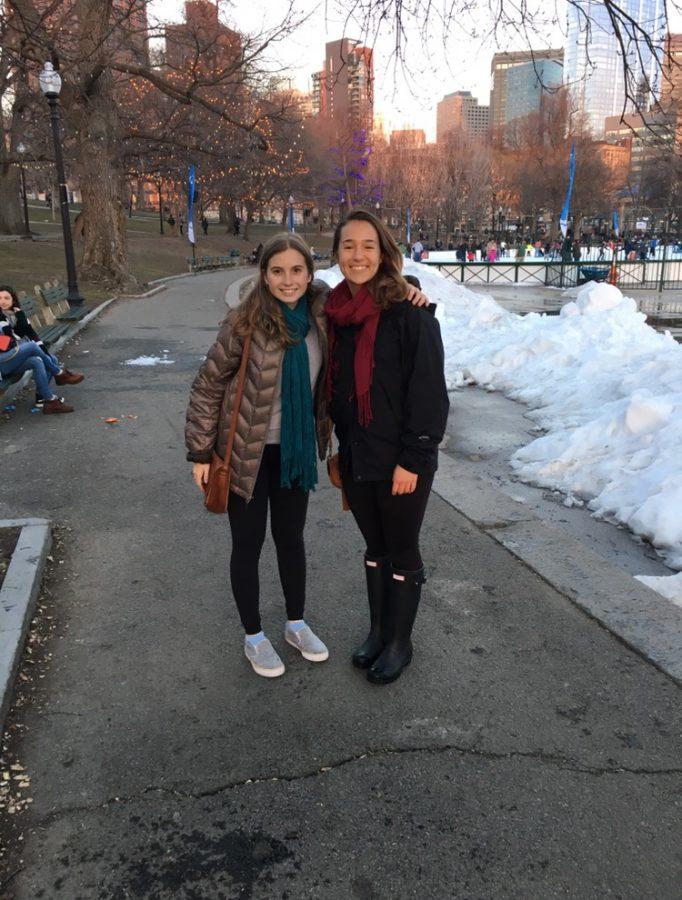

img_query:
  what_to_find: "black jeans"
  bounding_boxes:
[227,444,309,633]
[341,468,434,571]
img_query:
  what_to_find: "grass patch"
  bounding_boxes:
[0,215,334,303]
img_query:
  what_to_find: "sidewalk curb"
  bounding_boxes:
[120,284,167,299]
[225,273,255,308]
[432,451,682,685]
[0,519,51,732]
[149,266,251,288]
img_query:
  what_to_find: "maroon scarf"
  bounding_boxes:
[326,281,381,426]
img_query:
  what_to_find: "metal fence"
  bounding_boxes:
[420,258,682,291]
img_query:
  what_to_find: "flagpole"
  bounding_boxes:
[188,164,197,267]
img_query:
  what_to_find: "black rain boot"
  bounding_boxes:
[367,568,425,685]
[352,555,392,669]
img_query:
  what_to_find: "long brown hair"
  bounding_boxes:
[332,210,409,308]
[232,233,315,346]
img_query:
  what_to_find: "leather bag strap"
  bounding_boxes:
[218,331,251,473]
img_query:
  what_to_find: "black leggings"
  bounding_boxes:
[227,444,309,633]
[341,468,434,571]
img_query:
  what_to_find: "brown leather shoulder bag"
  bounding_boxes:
[204,332,252,514]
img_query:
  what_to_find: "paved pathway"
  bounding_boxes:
[0,271,680,899]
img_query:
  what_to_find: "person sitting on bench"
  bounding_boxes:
[0,284,83,414]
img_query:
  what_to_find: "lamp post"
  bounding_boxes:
[16,143,32,239]
[375,200,381,221]
[39,61,84,306]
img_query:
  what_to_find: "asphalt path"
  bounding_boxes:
[0,271,680,899]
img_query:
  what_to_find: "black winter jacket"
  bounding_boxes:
[0,309,41,351]
[330,300,449,481]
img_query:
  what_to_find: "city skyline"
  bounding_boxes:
[150,0,682,141]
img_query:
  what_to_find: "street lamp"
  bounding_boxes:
[39,61,84,306]
[16,143,31,239]
[375,200,381,221]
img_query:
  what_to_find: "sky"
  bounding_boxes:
[149,0,682,142]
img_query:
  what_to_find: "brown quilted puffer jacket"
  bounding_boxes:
[185,287,331,501]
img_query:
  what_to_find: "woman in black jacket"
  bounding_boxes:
[326,210,450,684]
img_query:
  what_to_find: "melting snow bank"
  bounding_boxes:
[635,572,682,608]
[317,262,682,599]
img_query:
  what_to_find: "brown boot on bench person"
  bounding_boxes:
[55,368,84,385]
[42,396,74,414]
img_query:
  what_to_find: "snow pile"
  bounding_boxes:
[123,352,174,366]
[435,276,682,573]
[636,572,682,609]
[317,260,682,599]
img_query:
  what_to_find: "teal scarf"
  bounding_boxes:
[279,297,318,491]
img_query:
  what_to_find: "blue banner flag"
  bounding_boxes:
[406,206,411,245]
[612,210,620,237]
[187,165,196,245]
[559,142,576,238]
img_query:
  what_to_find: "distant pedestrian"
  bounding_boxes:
[201,215,209,236]
[411,239,424,262]
[233,216,241,236]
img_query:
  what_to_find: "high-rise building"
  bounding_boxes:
[490,50,563,130]
[505,58,564,122]
[661,33,682,109]
[604,110,673,180]
[564,0,666,137]
[311,39,374,132]
[436,91,489,142]
[165,1,241,74]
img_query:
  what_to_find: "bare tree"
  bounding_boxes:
[1,0,307,287]
[337,0,679,122]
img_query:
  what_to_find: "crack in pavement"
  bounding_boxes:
[24,740,682,829]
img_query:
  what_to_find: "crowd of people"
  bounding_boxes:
[407,230,682,264]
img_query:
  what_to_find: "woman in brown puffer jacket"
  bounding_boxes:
[186,234,332,679]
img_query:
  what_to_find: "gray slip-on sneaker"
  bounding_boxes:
[285,624,329,662]
[244,637,285,678]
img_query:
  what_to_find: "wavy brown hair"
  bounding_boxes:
[232,233,315,346]
[332,210,409,308]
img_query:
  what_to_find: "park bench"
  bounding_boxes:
[18,294,69,346]
[186,254,241,273]
[37,281,90,322]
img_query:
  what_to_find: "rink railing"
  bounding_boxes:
[419,257,682,291]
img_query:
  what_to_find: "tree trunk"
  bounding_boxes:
[0,164,25,234]
[243,202,255,241]
[70,2,137,289]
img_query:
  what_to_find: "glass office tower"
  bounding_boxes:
[565,0,666,136]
